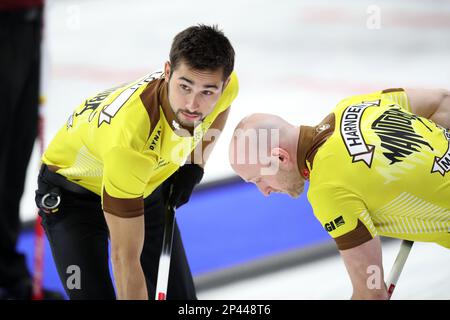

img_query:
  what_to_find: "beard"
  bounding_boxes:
[278,167,304,198]
[175,109,203,128]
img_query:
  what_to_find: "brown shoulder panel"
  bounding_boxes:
[334,219,373,250]
[140,78,163,138]
[381,88,405,94]
[102,188,144,218]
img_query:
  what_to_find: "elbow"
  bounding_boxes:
[437,89,450,107]
[436,89,450,110]
[431,89,450,129]
[440,89,450,99]
[432,89,450,105]
[441,89,450,110]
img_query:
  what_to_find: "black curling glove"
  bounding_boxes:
[168,163,204,209]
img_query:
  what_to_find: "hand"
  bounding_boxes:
[168,164,204,209]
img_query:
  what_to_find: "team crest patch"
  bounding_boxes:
[316,123,330,133]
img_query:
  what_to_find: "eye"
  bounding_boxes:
[180,84,191,92]
[202,90,214,96]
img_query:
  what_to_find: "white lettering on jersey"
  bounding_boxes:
[98,71,163,127]
[432,128,450,176]
[67,113,74,129]
[340,100,380,167]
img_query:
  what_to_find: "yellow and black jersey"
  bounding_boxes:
[42,70,239,217]
[297,89,450,250]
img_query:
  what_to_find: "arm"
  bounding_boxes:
[104,211,148,300]
[340,236,388,300]
[189,107,231,167]
[308,185,385,299]
[405,88,450,129]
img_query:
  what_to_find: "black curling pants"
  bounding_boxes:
[35,169,196,300]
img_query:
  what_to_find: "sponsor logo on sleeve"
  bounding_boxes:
[149,127,162,151]
[155,158,169,169]
[324,215,346,232]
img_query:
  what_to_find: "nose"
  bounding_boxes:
[185,94,200,112]
[256,182,271,197]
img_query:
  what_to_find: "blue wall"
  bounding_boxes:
[17,181,331,296]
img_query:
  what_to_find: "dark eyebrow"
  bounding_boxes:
[179,76,194,84]
[178,76,219,90]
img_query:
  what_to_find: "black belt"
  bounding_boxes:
[39,165,93,196]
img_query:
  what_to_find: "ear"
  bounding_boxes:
[271,148,291,167]
[164,61,171,83]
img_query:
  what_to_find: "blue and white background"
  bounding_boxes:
[18,0,450,299]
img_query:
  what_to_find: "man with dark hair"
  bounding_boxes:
[170,25,235,82]
[35,25,238,300]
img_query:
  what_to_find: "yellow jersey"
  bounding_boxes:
[42,70,239,217]
[301,89,450,250]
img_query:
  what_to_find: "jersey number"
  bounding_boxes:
[98,71,162,127]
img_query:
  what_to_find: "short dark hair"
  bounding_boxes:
[169,24,235,80]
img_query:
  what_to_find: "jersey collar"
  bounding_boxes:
[297,125,315,180]
[297,113,336,180]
